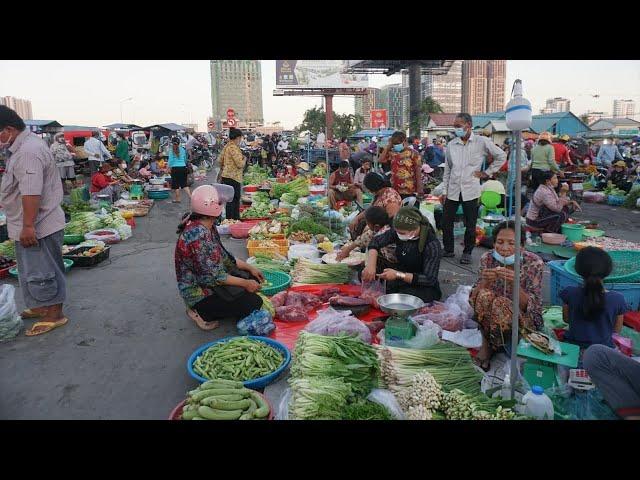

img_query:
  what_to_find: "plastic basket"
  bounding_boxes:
[147,190,170,200]
[581,229,604,238]
[549,260,640,310]
[168,392,274,420]
[9,258,74,278]
[187,336,291,390]
[564,250,640,283]
[259,270,291,296]
[0,261,16,279]
[63,246,110,268]
[560,223,584,242]
[229,222,255,239]
[607,194,625,206]
[247,239,289,257]
[63,234,85,245]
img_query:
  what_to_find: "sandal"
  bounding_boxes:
[25,317,69,336]
[20,308,48,319]
[187,309,219,331]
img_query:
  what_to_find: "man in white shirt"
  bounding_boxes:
[277,138,289,153]
[358,138,368,152]
[83,131,112,175]
[441,113,507,264]
[316,131,326,148]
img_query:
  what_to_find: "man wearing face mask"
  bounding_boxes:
[0,106,69,336]
[441,113,507,265]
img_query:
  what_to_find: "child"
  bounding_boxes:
[559,247,627,349]
[336,206,396,269]
[138,161,153,180]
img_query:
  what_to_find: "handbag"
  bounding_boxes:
[211,268,256,302]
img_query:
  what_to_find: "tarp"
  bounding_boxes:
[351,129,397,139]
[268,284,387,351]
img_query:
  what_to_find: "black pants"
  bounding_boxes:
[442,194,479,255]
[221,177,241,220]
[193,290,263,323]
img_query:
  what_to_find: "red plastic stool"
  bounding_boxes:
[126,217,136,229]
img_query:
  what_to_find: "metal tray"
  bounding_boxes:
[377,293,424,317]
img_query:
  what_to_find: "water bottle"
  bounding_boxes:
[525,231,533,246]
[522,386,554,420]
[500,373,512,400]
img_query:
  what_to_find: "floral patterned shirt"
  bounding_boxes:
[472,250,544,329]
[390,149,422,195]
[373,187,402,211]
[175,220,236,307]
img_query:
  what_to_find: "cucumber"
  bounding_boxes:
[200,394,244,405]
[190,388,249,402]
[181,408,199,420]
[207,398,251,411]
[191,416,206,420]
[250,391,270,419]
[239,399,258,420]
[201,379,244,389]
[197,405,243,420]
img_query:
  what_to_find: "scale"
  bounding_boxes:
[377,294,424,344]
[517,339,580,390]
[568,369,595,391]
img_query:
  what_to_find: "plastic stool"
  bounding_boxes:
[480,190,504,216]
[129,184,143,200]
[126,217,136,229]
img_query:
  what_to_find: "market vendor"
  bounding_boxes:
[328,160,363,210]
[89,162,121,201]
[530,132,561,191]
[138,161,153,180]
[379,131,423,201]
[348,172,402,239]
[353,159,371,192]
[109,159,135,184]
[49,132,76,184]
[469,220,544,371]
[607,161,633,193]
[362,207,442,303]
[175,184,264,331]
[526,171,581,233]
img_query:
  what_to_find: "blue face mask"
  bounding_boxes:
[454,127,467,138]
[493,249,516,266]
[393,144,404,152]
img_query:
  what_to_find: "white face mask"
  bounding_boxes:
[120,163,127,169]
[106,171,113,177]
[397,233,418,241]
[0,129,13,149]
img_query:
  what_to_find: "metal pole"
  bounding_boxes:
[510,130,523,398]
[120,102,123,123]
[408,63,422,139]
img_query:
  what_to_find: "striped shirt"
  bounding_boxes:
[0,129,65,240]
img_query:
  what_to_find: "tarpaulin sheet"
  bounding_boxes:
[268,284,388,351]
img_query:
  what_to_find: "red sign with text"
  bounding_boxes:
[370,109,388,128]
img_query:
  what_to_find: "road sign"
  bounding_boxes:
[207,121,214,129]
[227,118,237,127]
[226,108,235,119]
[371,109,388,128]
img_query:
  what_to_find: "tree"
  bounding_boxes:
[409,96,444,136]
[298,106,326,135]
[333,113,365,140]
[579,114,590,126]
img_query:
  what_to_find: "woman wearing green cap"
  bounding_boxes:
[362,207,442,303]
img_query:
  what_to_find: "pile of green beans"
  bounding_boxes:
[193,338,284,381]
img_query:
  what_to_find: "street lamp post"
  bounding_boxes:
[120,97,133,123]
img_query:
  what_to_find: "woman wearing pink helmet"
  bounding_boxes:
[175,184,265,330]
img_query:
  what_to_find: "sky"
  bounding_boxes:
[1,60,638,131]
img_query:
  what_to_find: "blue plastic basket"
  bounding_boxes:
[549,260,640,310]
[187,335,291,390]
[607,194,625,206]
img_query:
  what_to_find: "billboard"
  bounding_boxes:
[370,109,388,128]
[276,60,368,89]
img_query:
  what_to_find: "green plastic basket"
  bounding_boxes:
[64,234,85,245]
[581,229,605,238]
[260,270,291,296]
[564,250,640,283]
[10,259,74,278]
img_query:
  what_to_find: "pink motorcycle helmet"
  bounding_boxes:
[190,184,234,217]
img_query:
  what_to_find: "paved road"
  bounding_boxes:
[1,180,639,419]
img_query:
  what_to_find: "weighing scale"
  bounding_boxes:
[517,339,580,390]
[481,214,506,238]
[377,294,424,345]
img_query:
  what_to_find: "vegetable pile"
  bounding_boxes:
[0,255,14,269]
[181,379,270,420]
[287,218,331,236]
[100,211,127,229]
[271,176,309,199]
[251,252,292,273]
[241,202,274,219]
[65,212,101,235]
[192,337,284,382]
[61,200,95,215]
[249,220,283,239]
[341,399,394,420]
[289,377,352,420]
[292,258,351,284]
[0,240,15,260]
[243,165,270,186]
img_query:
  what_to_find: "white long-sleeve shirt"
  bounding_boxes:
[443,133,507,201]
[83,137,112,163]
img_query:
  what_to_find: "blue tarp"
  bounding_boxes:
[351,129,397,139]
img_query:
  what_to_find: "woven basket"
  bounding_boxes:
[565,250,640,283]
[260,270,292,296]
[247,239,289,257]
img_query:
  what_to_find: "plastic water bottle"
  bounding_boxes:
[500,373,512,400]
[525,231,533,246]
[522,386,554,420]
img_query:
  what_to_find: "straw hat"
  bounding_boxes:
[614,160,627,168]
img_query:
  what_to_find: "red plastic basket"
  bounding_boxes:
[229,222,255,239]
[169,393,274,420]
[243,185,258,193]
[126,217,136,228]
[624,311,640,332]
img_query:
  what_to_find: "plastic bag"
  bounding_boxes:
[547,383,618,420]
[441,328,483,349]
[237,309,275,336]
[412,302,464,332]
[445,285,474,321]
[117,224,132,241]
[304,307,372,343]
[84,228,120,244]
[275,387,292,420]
[432,182,445,196]
[275,305,309,323]
[620,326,640,356]
[0,284,23,342]
[360,279,386,308]
[366,389,405,420]
[404,319,441,349]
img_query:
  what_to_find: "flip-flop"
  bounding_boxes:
[20,308,48,319]
[186,309,219,331]
[25,317,69,336]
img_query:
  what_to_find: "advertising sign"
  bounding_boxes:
[370,109,388,128]
[276,60,368,89]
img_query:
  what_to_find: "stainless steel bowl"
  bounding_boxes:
[377,293,425,317]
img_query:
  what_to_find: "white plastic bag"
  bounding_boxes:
[0,284,23,341]
[432,182,445,196]
[117,224,132,241]
[441,329,483,349]
[366,389,405,420]
[275,387,292,420]
[304,307,372,343]
[404,320,442,349]
[445,285,474,321]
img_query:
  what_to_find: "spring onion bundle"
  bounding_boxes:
[376,343,484,396]
[289,377,352,420]
[291,331,379,395]
[292,258,350,284]
[271,177,309,199]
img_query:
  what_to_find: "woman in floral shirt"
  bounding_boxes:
[379,131,423,199]
[470,221,544,371]
[175,184,264,330]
